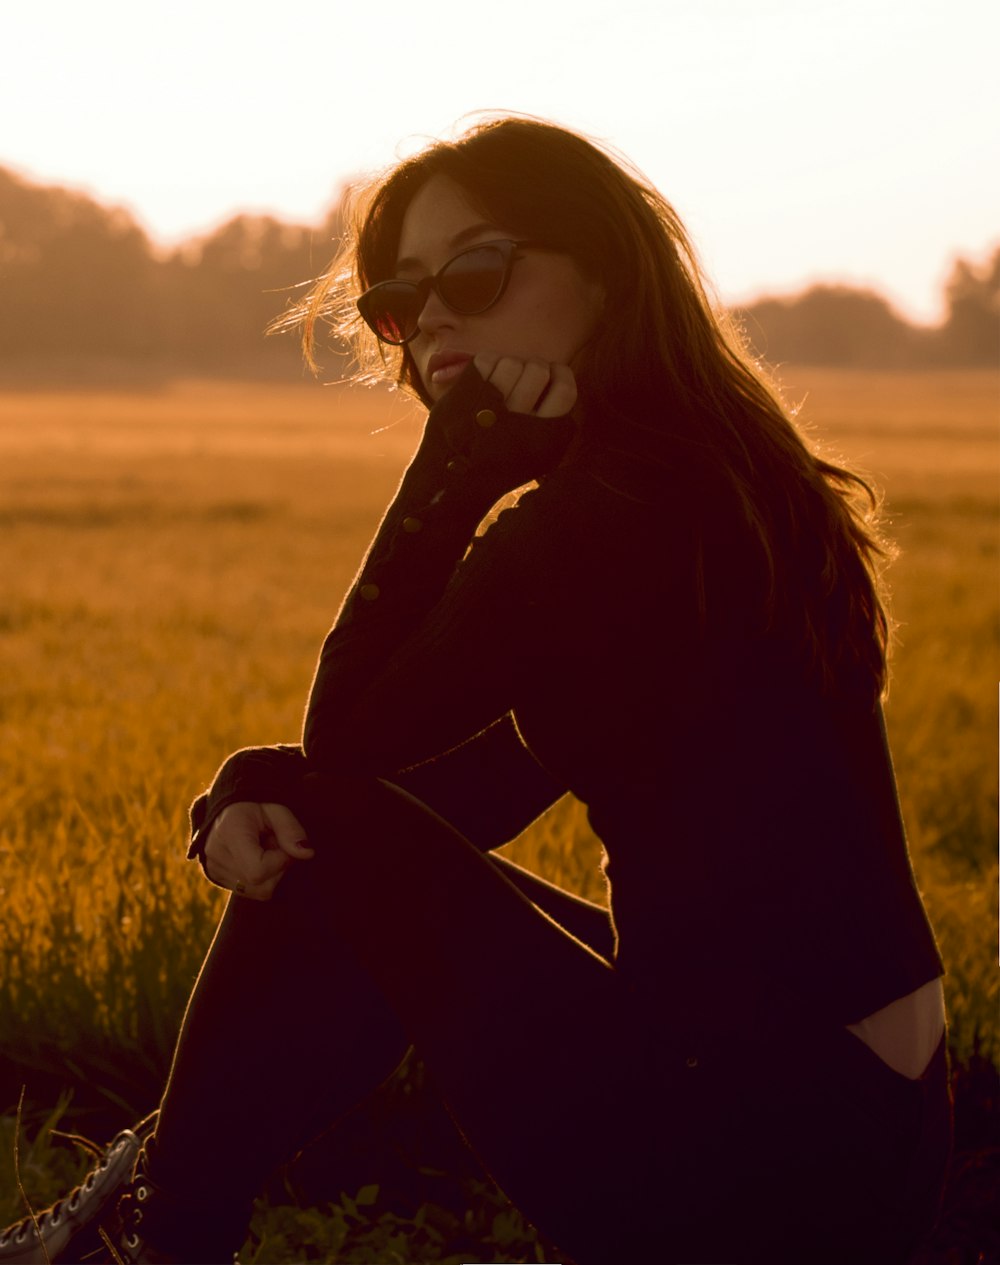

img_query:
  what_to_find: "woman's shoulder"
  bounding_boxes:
[457,457,648,602]
[463,447,701,617]
[492,457,660,565]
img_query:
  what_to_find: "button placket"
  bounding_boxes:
[353,489,445,607]
[347,424,494,616]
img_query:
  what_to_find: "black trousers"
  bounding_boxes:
[148,774,951,1264]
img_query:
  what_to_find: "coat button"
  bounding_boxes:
[475,408,497,428]
[359,583,380,601]
[402,516,423,533]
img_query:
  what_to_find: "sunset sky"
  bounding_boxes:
[4,0,997,325]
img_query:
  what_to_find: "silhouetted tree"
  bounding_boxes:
[0,163,994,375]
[0,166,349,374]
[157,196,348,372]
[160,214,312,367]
[0,167,159,358]
[736,285,929,368]
[938,247,1000,365]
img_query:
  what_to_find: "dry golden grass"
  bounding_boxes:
[0,367,996,1093]
[773,365,997,498]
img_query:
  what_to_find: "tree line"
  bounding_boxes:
[0,164,995,376]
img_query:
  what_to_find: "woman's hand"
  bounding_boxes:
[203,801,314,901]
[471,353,578,417]
[423,355,578,504]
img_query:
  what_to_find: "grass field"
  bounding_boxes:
[1,367,997,1262]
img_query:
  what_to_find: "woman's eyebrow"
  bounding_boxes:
[394,222,501,274]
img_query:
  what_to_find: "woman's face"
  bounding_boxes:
[392,175,604,402]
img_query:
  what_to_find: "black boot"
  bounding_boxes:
[0,1122,247,1265]
[0,1119,152,1264]
[85,1166,246,1264]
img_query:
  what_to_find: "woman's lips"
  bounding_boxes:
[428,353,472,386]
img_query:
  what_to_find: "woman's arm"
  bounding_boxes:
[301,465,625,785]
[304,362,575,752]
[187,364,575,872]
[302,363,584,778]
[187,715,564,869]
[389,715,565,849]
[188,743,307,863]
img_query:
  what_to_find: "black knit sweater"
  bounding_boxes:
[189,364,943,1033]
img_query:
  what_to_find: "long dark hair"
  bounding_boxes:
[277,114,893,701]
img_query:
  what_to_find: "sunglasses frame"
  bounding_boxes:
[357,238,536,345]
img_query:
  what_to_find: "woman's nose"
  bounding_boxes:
[415,284,456,336]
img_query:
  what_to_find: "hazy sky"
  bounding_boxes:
[4,0,997,324]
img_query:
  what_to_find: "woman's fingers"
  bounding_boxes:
[534,363,577,417]
[472,351,501,383]
[261,802,313,859]
[508,361,556,415]
[489,357,551,414]
[238,848,292,901]
[203,800,311,900]
[472,353,576,417]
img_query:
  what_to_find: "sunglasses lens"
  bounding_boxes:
[359,244,515,343]
[360,282,421,344]
[438,245,508,313]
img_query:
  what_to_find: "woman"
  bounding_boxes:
[2,116,950,1265]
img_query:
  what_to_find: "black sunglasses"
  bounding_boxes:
[357,238,535,345]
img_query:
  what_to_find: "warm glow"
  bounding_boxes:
[2,0,998,324]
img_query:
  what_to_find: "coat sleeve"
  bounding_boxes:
[389,713,566,848]
[301,465,604,780]
[301,361,586,779]
[187,363,579,866]
[187,715,565,865]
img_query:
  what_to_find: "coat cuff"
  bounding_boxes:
[187,744,309,865]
